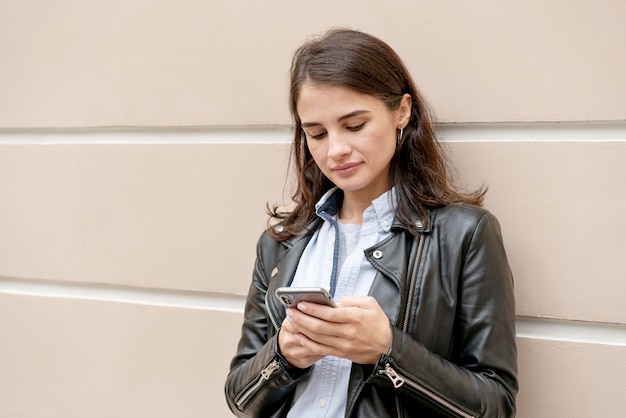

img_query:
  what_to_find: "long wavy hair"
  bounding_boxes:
[268,28,485,240]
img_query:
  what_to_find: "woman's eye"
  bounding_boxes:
[308,132,326,140]
[347,122,365,131]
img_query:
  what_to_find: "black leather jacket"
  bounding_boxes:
[225,204,518,417]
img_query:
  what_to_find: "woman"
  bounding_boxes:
[225,28,518,418]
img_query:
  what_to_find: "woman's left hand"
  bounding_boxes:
[285,295,392,365]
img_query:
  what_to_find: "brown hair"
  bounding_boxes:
[268,28,485,240]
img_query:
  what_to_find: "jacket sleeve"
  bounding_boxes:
[224,232,310,417]
[370,211,518,417]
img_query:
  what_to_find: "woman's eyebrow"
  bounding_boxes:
[338,110,370,122]
[301,110,370,128]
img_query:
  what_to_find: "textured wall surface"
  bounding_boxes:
[1,1,625,417]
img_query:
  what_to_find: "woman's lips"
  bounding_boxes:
[332,162,361,177]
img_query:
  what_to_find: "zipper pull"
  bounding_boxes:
[381,363,405,389]
[261,360,281,379]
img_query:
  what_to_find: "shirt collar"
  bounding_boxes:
[315,187,342,220]
[315,187,397,233]
[369,188,397,233]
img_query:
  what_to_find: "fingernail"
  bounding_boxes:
[297,303,306,311]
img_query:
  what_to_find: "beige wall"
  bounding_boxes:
[1,0,625,126]
[1,1,625,417]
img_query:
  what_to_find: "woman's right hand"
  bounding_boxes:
[278,313,324,369]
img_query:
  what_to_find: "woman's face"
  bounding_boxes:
[297,82,411,201]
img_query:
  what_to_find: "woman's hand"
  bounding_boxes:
[278,316,325,369]
[280,295,392,365]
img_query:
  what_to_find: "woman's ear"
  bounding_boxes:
[397,94,412,128]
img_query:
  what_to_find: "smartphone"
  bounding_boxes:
[275,287,337,308]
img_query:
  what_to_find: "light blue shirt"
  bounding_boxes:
[287,187,396,418]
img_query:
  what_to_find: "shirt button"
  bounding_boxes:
[318,399,326,408]
[372,250,383,259]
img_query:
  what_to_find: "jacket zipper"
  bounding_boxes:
[402,234,424,333]
[265,291,281,331]
[235,359,281,409]
[380,363,476,418]
[387,234,475,418]
[391,233,422,418]
[390,235,468,418]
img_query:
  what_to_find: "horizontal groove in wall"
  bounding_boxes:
[1,276,625,346]
[0,126,293,145]
[0,276,244,313]
[0,121,625,144]
[516,316,626,346]
[438,121,626,142]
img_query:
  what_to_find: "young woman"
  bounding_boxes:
[225,28,518,418]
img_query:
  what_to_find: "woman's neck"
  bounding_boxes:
[338,203,364,224]
[339,189,388,225]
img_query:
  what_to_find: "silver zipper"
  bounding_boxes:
[261,360,280,378]
[386,233,475,418]
[265,290,281,331]
[380,363,476,418]
[391,233,425,418]
[394,396,402,418]
[382,363,406,388]
[403,234,424,332]
[235,360,281,409]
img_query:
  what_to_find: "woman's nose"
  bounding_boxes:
[327,132,350,159]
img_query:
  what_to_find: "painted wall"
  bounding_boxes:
[1,1,625,417]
